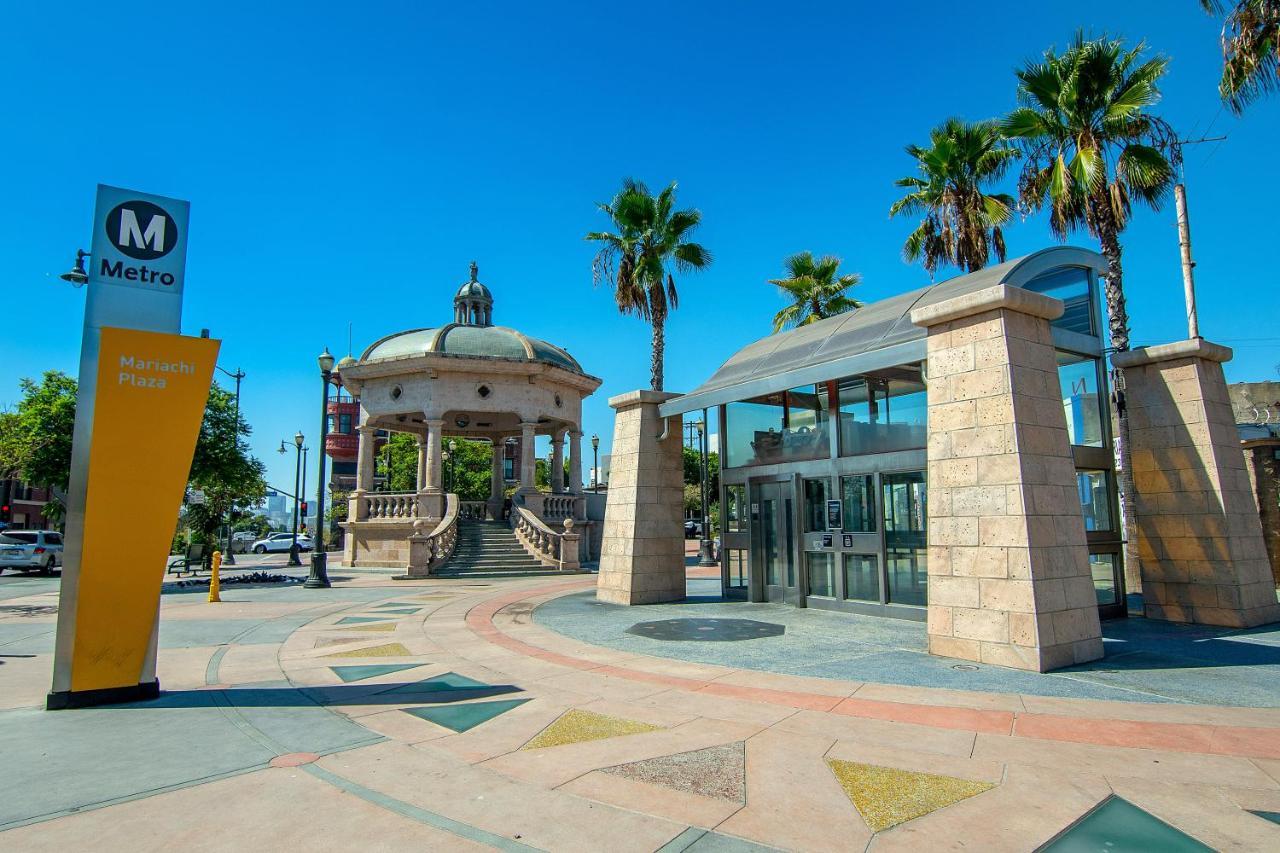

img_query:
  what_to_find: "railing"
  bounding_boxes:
[459,501,490,521]
[363,492,418,520]
[541,494,581,520]
[511,505,581,571]
[407,494,459,577]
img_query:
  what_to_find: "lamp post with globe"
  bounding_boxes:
[306,348,338,589]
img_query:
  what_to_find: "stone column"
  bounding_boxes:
[550,431,565,493]
[1113,339,1280,627]
[911,284,1104,673]
[488,439,506,519]
[415,435,428,492]
[419,419,444,519]
[597,391,685,605]
[567,429,583,494]
[1241,440,1280,587]
[518,421,537,494]
[351,424,376,521]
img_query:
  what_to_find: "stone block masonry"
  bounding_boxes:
[912,284,1104,672]
[1113,339,1280,628]
[597,390,686,605]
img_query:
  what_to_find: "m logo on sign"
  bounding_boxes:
[106,201,177,260]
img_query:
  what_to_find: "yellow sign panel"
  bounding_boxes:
[69,327,219,692]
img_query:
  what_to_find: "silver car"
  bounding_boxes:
[0,530,64,575]
[250,532,313,554]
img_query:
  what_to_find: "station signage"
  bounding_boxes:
[89,185,190,294]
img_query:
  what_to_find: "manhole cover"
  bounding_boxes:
[625,618,785,642]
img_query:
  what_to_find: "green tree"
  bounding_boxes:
[586,179,712,391]
[889,118,1019,276]
[184,385,268,557]
[381,435,500,501]
[1201,1,1280,112]
[0,371,78,520]
[768,252,862,333]
[682,445,720,497]
[1003,32,1179,589]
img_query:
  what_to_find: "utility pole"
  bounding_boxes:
[1171,134,1226,340]
[215,364,245,565]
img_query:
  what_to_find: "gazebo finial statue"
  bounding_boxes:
[454,261,494,326]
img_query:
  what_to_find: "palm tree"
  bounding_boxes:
[1201,1,1280,113]
[1003,32,1180,592]
[889,118,1019,276]
[769,252,862,333]
[585,179,712,392]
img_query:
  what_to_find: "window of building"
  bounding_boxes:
[883,471,927,606]
[1077,470,1113,532]
[339,413,353,434]
[843,553,879,602]
[1058,352,1105,447]
[724,384,831,468]
[1090,553,1120,606]
[807,552,836,598]
[1023,267,1094,335]
[840,475,875,532]
[838,367,927,457]
[725,485,747,533]
[803,478,832,532]
[726,548,748,590]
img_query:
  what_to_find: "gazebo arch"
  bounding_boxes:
[335,264,602,576]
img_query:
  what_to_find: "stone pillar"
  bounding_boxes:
[415,435,428,492]
[518,421,537,494]
[488,440,506,519]
[351,424,375,521]
[1112,339,1280,627]
[419,419,444,519]
[911,284,1104,672]
[1241,441,1280,586]
[567,429,583,495]
[550,431,565,493]
[597,391,685,605]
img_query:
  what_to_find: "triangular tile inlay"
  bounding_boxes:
[368,607,421,615]
[378,672,490,695]
[602,742,745,802]
[1249,810,1280,826]
[330,664,425,683]
[322,642,413,659]
[826,759,993,833]
[523,709,662,750]
[405,699,530,733]
[314,637,362,649]
[1041,796,1215,851]
[335,616,390,625]
[348,623,397,632]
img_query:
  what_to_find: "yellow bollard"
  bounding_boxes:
[209,550,222,603]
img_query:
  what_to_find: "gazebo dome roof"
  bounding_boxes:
[361,324,583,373]
[357,262,583,374]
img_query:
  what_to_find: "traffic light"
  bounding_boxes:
[300,502,308,515]
[0,504,10,523]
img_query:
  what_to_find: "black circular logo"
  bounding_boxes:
[105,200,177,260]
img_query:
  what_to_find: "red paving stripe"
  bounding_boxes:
[462,579,1280,760]
[833,696,1014,735]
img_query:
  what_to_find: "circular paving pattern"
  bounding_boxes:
[625,617,785,642]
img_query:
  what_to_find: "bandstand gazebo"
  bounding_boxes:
[336,263,602,576]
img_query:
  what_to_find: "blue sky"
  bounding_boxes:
[2,1,1275,495]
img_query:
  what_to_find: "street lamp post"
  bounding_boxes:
[448,439,457,493]
[284,432,304,567]
[696,414,717,567]
[306,349,335,589]
[441,450,450,493]
[215,364,246,566]
[591,433,600,493]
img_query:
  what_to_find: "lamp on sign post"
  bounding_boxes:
[59,250,90,286]
[305,348,335,588]
[591,433,600,493]
[281,432,304,567]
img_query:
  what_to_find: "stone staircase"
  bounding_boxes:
[435,520,558,578]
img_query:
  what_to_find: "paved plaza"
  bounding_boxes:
[3,563,1280,851]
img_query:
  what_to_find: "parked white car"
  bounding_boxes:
[0,530,64,575]
[250,532,313,554]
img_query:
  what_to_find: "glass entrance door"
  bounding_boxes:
[882,471,928,607]
[751,480,798,604]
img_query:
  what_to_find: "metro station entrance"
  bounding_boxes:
[749,477,799,605]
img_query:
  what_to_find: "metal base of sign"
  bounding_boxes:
[46,679,161,710]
